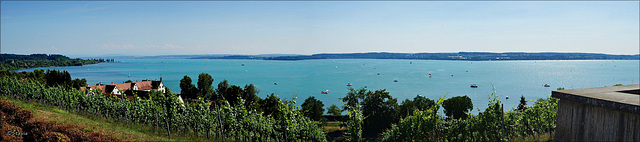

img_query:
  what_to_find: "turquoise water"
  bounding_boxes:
[20,59,639,114]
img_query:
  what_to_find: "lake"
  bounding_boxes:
[20,59,640,114]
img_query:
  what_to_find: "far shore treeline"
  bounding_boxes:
[186,52,639,61]
[0,54,113,71]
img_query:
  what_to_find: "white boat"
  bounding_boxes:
[347,83,352,86]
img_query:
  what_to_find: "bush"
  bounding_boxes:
[0,100,20,115]
[42,132,71,142]
[0,123,23,141]
[11,109,34,127]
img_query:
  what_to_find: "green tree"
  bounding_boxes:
[216,80,244,106]
[301,96,325,121]
[517,95,527,111]
[327,104,342,116]
[341,87,399,138]
[397,96,435,119]
[180,75,198,100]
[341,87,367,111]
[243,84,262,110]
[442,95,473,119]
[70,78,87,90]
[260,93,282,117]
[361,89,398,138]
[196,73,214,99]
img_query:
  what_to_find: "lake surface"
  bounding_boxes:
[20,59,639,114]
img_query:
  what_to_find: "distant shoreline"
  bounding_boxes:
[89,52,640,61]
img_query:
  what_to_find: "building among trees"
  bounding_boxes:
[81,78,167,100]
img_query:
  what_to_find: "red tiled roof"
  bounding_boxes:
[81,80,158,94]
[136,81,154,90]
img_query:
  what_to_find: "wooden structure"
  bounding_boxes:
[552,84,639,141]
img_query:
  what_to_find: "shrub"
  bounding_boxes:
[42,132,71,142]
[12,109,34,127]
[0,123,23,141]
[0,100,20,115]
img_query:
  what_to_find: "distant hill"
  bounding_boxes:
[0,54,110,71]
[263,52,640,61]
[78,52,640,61]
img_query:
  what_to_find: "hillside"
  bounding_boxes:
[0,54,111,71]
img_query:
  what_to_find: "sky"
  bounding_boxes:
[1,1,639,57]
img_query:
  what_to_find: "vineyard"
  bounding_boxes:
[0,77,326,141]
[1,74,559,141]
[381,89,558,142]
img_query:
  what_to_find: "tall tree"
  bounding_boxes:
[327,104,342,116]
[341,87,399,138]
[517,95,527,111]
[243,84,262,110]
[361,89,398,138]
[442,95,473,119]
[180,75,198,100]
[301,96,325,121]
[197,73,214,99]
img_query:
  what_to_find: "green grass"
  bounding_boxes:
[512,132,554,142]
[2,97,225,141]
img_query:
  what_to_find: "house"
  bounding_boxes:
[81,78,166,100]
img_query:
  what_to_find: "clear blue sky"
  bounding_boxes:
[1,1,638,57]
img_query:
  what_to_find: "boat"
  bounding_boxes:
[321,90,330,94]
[394,79,398,82]
[377,73,380,75]
[470,84,478,88]
[347,83,352,86]
[274,82,278,85]
[506,96,509,99]
[544,84,550,87]
[241,64,245,66]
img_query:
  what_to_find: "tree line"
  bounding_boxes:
[0,54,111,71]
[0,69,87,90]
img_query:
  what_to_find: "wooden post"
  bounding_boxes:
[216,103,225,142]
[165,109,171,137]
[501,103,504,141]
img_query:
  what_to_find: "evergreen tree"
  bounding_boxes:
[517,95,527,111]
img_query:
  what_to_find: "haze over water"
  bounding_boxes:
[20,59,640,114]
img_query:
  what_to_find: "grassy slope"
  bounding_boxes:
[3,97,221,141]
